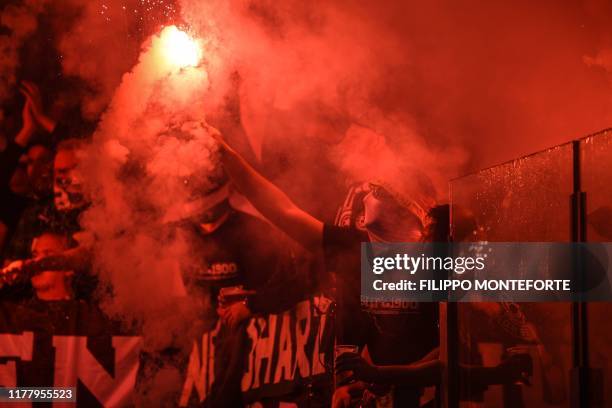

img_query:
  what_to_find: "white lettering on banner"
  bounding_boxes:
[0,332,34,362]
[179,297,333,403]
[311,312,327,376]
[253,315,278,388]
[179,322,219,406]
[274,313,292,384]
[242,319,258,392]
[293,301,310,378]
[242,297,331,394]
[0,332,34,408]
[53,336,142,407]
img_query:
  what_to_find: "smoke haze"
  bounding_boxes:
[3,0,612,401]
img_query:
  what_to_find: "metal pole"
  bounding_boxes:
[442,199,459,408]
[570,140,589,408]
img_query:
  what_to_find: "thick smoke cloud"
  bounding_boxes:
[56,0,143,119]
[585,48,612,79]
[75,0,612,363]
[177,0,612,196]
[5,1,612,173]
[79,25,220,402]
[82,23,218,329]
[3,0,612,402]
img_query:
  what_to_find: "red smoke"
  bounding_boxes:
[2,1,612,403]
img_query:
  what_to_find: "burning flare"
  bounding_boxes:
[159,25,202,69]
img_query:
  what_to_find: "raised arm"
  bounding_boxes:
[19,81,56,133]
[1,245,92,287]
[212,129,323,252]
[1,82,57,187]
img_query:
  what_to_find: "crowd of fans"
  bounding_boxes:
[0,82,89,301]
[0,81,532,407]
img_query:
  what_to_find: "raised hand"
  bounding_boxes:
[205,123,234,155]
[335,352,380,384]
[15,85,37,146]
[19,81,56,133]
[0,260,25,286]
[218,301,252,330]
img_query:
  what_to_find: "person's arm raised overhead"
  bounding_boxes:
[19,81,56,134]
[211,127,323,252]
[2,82,57,187]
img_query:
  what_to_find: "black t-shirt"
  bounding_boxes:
[184,210,306,315]
[322,224,366,344]
[177,210,307,406]
[322,224,439,407]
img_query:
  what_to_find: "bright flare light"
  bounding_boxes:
[160,26,202,68]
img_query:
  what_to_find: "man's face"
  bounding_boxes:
[363,184,423,242]
[30,233,72,294]
[54,149,86,211]
[23,145,53,196]
[198,200,231,234]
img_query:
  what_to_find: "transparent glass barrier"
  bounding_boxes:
[581,130,612,407]
[451,143,573,407]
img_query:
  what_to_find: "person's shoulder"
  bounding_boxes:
[323,223,367,238]
[323,223,368,248]
[226,210,291,255]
